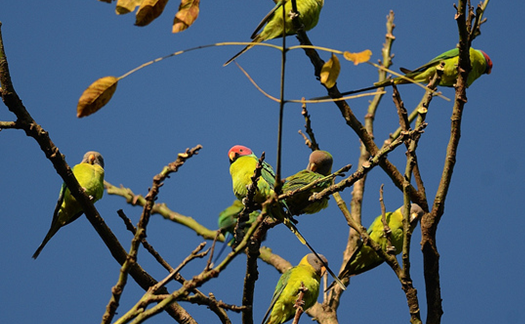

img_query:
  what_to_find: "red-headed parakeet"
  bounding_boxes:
[32,151,105,259]
[224,0,324,66]
[262,253,326,324]
[229,145,276,205]
[315,47,492,99]
[282,150,333,215]
[377,47,492,88]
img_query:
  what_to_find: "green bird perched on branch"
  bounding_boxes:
[314,47,492,99]
[214,199,260,264]
[328,203,424,289]
[224,0,324,66]
[228,145,345,290]
[33,151,105,259]
[262,253,326,324]
[282,150,333,215]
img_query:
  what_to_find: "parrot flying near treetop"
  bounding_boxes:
[224,0,324,66]
[328,203,424,289]
[313,47,492,99]
[261,253,326,324]
[281,150,333,215]
[228,145,345,290]
[214,199,260,264]
[32,151,105,259]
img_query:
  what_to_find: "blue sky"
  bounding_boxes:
[1,1,523,323]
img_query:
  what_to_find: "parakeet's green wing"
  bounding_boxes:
[261,161,277,189]
[251,1,284,39]
[51,183,67,226]
[282,170,329,192]
[261,270,291,324]
[218,200,244,232]
[407,48,459,74]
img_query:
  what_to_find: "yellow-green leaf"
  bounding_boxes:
[135,0,169,27]
[343,49,372,65]
[320,53,340,89]
[173,0,200,33]
[116,0,143,15]
[77,76,119,118]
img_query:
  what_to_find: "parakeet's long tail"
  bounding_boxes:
[213,232,232,265]
[32,225,59,259]
[284,219,346,291]
[310,81,393,100]
[223,35,264,66]
[325,239,364,291]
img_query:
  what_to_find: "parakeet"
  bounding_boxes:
[282,150,333,215]
[228,145,345,290]
[262,253,326,324]
[32,151,105,259]
[315,47,492,99]
[224,0,324,66]
[229,145,276,204]
[336,204,424,282]
[377,47,492,88]
[214,199,260,263]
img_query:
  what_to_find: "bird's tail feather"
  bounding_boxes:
[309,82,390,101]
[32,226,59,259]
[284,220,346,291]
[212,232,232,265]
[223,36,263,66]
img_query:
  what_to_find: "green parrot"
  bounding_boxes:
[377,47,492,87]
[224,0,324,66]
[228,145,345,290]
[262,253,326,324]
[334,204,424,285]
[32,151,105,259]
[314,47,492,99]
[214,199,260,263]
[281,150,333,215]
[229,145,276,205]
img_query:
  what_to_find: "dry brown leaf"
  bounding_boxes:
[77,76,119,118]
[135,0,169,26]
[320,53,340,89]
[173,0,200,33]
[343,49,372,65]
[116,0,143,15]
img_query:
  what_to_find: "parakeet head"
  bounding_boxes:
[82,151,104,168]
[228,145,253,164]
[401,203,424,227]
[479,50,492,75]
[303,253,328,277]
[307,150,333,176]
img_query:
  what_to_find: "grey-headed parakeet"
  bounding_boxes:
[282,150,333,215]
[262,253,326,324]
